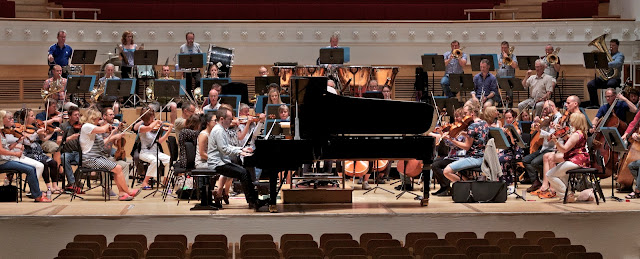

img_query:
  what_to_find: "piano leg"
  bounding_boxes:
[421,169,431,207]
[269,169,278,213]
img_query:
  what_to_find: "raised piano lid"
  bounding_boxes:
[290,77,435,138]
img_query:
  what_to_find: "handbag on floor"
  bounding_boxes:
[452,180,507,203]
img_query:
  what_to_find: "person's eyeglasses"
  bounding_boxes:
[605,95,615,98]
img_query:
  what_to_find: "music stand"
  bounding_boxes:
[362,91,383,99]
[583,52,609,105]
[67,75,96,104]
[601,127,627,202]
[448,73,474,95]
[516,56,538,71]
[319,48,344,64]
[151,79,182,122]
[200,78,231,95]
[105,79,135,103]
[470,54,497,71]
[255,76,280,95]
[421,54,445,95]
[488,127,525,201]
[498,77,525,108]
[70,50,97,76]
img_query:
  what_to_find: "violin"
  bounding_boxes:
[447,115,474,138]
[151,120,171,132]
[553,126,571,139]
[36,119,58,134]
[72,121,82,133]
[1,127,23,138]
[23,124,37,135]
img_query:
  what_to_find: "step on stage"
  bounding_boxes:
[1,181,639,258]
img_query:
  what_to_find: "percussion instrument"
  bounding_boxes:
[271,66,296,92]
[295,65,326,77]
[208,45,234,77]
[337,66,372,96]
[371,66,399,87]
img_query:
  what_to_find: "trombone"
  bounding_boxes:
[502,46,515,66]
[546,47,561,64]
[452,47,465,59]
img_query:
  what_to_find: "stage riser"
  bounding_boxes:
[1,212,638,258]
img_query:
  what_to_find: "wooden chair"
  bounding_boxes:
[444,232,477,246]
[107,241,145,258]
[324,239,360,254]
[190,248,227,258]
[360,233,392,248]
[320,233,353,249]
[58,248,95,259]
[522,252,558,259]
[100,248,139,259]
[74,235,107,251]
[240,241,277,258]
[483,232,516,245]
[145,248,183,258]
[284,247,323,259]
[242,248,280,258]
[564,167,604,205]
[327,247,367,259]
[464,245,501,259]
[153,234,187,248]
[366,239,401,255]
[537,237,571,252]
[523,231,555,244]
[194,234,228,245]
[414,239,452,256]
[509,245,544,259]
[66,241,101,258]
[372,246,410,259]
[422,246,458,259]
[432,254,468,259]
[114,234,147,249]
[476,253,511,259]
[405,232,438,248]
[149,241,185,254]
[496,238,530,253]
[191,241,228,251]
[456,238,489,253]
[282,240,318,255]
[280,233,314,248]
[238,234,274,254]
[566,252,603,259]
[550,245,586,259]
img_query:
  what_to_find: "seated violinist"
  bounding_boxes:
[35,99,63,170]
[173,103,196,134]
[442,100,490,184]
[100,107,130,184]
[523,101,563,193]
[60,106,83,193]
[428,107,467,196]
[497,109,523,182]
[137,107,174,190]
[592,88,636,130]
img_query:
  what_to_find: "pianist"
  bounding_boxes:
[207,107,265,210]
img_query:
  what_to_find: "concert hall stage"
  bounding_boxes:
[1,181,639,258]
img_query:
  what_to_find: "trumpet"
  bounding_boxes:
[546,47,561,64]
[452,47,465,59]
[502,46,515,66]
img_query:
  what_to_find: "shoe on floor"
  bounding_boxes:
[538,190,556,199]
[361,182,372,190]
[34,196,52,203]
[526,180,542,193]
[128,189,141,197]
[432,187,448,195]
[118,194,134,201]
[436,187,452,197]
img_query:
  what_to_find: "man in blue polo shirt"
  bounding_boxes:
[48,30,73,78]
[592,88,637,129]
[473,59,501,107]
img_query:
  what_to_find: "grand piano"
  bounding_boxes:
[251,77,436,212]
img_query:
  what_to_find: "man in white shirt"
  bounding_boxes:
[203,89,221,110]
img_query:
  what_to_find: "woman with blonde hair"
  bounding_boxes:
[80,109,140,201]
[545,112,593,202]
[267,88,283,105]
[118,30,144,78]
[481,105,500,127]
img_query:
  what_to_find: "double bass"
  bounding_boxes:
[616,130,639,190]
[591,96,627,178]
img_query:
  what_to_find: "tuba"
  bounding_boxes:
[452,47,465,59]
[589,33,620,81]
[546,47,561,64]
[502,46,515,66]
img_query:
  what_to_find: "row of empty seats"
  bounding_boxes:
[54,231,603,259]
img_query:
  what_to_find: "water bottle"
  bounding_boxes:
[46,188,52,200]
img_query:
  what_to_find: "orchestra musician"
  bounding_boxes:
[153,65,180,124]
[0,110,51,202]
[173,103,197,134]
[481,106,500,127]
[382,85,392,100]
[542,44,561,79]
[523,100,562,193]
[441,40,468,98]
[47,30,72,78]
[327,79,338,95]
[43,65,78,110]
[258,66,269,77]
[214,103,251,204]
[428,107,467,196]
[278,105,290,121]
[537,95,581,198]
[442,100,490,183]
[587,38,624,107]
[196,112,216,169]
[100,107,130,183]
[208,65,220,78]
[203,89,221,110]
[117,30,143,79]
[60,106,83,193]
[137,107,174,190]
[267,88,283,105]
[176,114,204,202]
[79,109,140,201]
[497,109,523,181]
[207,107,266,210]
[35,99,63,174]
[519,59,555,117]
[546,112,594,202]
[1,110,46,191]
[16,108,61,194]
[367,80,380,92]
[497,41,518,78]
[591,88,636,129]
[180,32,202,95]
[99,63,120,84]
[473,59,501,107]
[624,134,640,199]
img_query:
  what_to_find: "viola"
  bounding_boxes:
[447,115,474,138]
[36,119,58,134]
[72,121,82,132]
[1,127,23,138]
[553,126,571,139]
[23,124,37,135]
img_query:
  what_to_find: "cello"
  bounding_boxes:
[590,96,627,178]
[616,130,639,190]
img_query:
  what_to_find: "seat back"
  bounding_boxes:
[282,240,318,254]
[100,248,138,259]
[483,232,516,245]
[566,252,603,259]
[464,245,501,259]
[190,248,227,258]
[107,241,145,257]
[184,141,196,169]
[414,239,452,256]
[523,231,555,244]
[328,247,367,259]
[280,233,314,248]
[240,234,273,247]
[476,253,511,259]
[444,232,477,246]
[456,238,489,253]
[167,136,179,164]
[522,252,558,259]
[366,239,401,255]
[320,233,353,249]
[284,247,323,259]
[372,246,410,259]
[432,255,468,259]
[360,233,392,248]
[154,234,187,248]
[509,245,543,259]
[58,248,95,259]
[66,241,102,257]
[422,246,458,259]
[73,235,107,251]
[324,239,359,254]
[551,244,586,258]
[114,234,147,249]
[496,238,530,253]
[149,241,185,253]
[242,247,280,258]
[146,248,183,258]
[537,237,571,252]
[191,241,228,251]
[194,234,227,244]
[405,232,438,248]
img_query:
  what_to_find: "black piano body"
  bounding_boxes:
[252,77,436,211]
